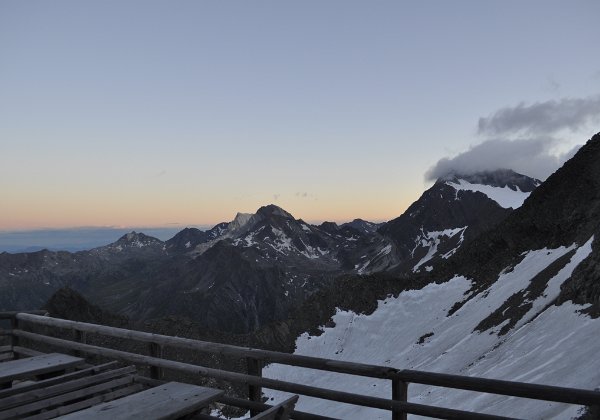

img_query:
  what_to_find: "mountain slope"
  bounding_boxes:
[262,133,600,419]
[376,169,540,274]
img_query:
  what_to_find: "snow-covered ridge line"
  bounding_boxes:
[447,179,531,209]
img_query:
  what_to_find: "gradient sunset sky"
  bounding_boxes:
[2,1,599,230]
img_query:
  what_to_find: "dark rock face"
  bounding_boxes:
[341,219,382,235]
[440,169,541,191]
[558,226,600,316]
[44,287,128,326]
[442,134,600,289]
[377,169,540,274]
[255,133,600,354]
[165,228,210,254]
[0,205,387,334]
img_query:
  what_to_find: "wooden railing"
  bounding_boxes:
[2,312,599,420]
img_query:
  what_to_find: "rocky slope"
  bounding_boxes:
[261,133,600,419]
[376,169,540,274]
[0,168,539,334]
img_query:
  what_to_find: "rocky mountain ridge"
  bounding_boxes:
[0,168,541,333]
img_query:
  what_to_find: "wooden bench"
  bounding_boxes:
[0,362,143,420]
[58,381,224,420]
[0,353,84,388]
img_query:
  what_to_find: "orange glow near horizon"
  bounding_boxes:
[0,184,421,231]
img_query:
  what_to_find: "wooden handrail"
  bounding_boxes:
[13,313,600,407]
[10,329,515,420]
[4,311,600,419]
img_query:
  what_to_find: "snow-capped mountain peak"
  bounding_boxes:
[378,169,541,274]
[443,169,541,210]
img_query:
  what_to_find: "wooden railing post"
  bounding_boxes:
[73,330,87,358]
[247,356,263,416]
[10,316,20,359]
[392,379,408,420]
[149,342,163,380]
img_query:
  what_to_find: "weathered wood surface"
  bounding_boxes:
[16,313,398,379]
[0,375,136,419]
[0,310,46,320]
[57,381,224,420]
[15,313,600,407]
[0,353,84,385]
[12,345,44,358]
[27,383,144,420]
[392,379,408,420]
[252,395,299,420]
[0,365,136,409]
[0,361,118,399]
[13,329,517,420]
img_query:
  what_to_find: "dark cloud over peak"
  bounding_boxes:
[426,94,597,182]
[425,137,580,181]
[478,95,600,137]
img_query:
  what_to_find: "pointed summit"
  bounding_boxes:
[255,204,295,220]
[114,231,161,247]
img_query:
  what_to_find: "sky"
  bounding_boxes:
[1,0,600,232]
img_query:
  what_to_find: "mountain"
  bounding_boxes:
[0,168,539,333]
[341,219,382,235]
[376,168,541,274]
[165,228,209,254]
[91,231,166,259]
[263,133,600,419]
[116,205,387,332]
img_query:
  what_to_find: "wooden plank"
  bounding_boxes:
[15,318,600,410]
[15,313,400,379]
[15,313,600,408]
[25,383,145,420]
[13,330,518,420]
[0,375,135,419]
[0,361,118,399]
[57,381,224,420]
[0,353,84,385]
[0,311,46,320]
[12,346,44,358]
[0,353,13,362]
[247,356,263,416]
[0,345,12,353]
[392,379,408,420]
[252,395,299,420]
[0,365,136,409]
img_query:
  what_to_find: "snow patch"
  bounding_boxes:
[412,227,466,272]
[264,240,597,419]
[447,179,531,209]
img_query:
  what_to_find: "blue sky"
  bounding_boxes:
[1,1,599,230]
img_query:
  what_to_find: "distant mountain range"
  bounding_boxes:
[0,227,197,253]
[263,133,600,419]
[0,165,541,333]
[6,132,599,418]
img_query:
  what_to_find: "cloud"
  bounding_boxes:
[425,137,580,181]
[477,95,600,137]
[426,94,598,181]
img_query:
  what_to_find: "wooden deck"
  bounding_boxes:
[0,353,84,388]
[58,381,223,420]
[0,349,295,420]
[1,311,599,420]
